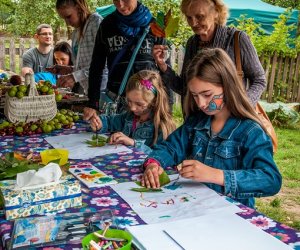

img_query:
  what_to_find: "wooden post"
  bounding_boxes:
[0,38,5,70]
[294,54,300,102]
[286,57,295,102]
[281,57,290,99]
[9,39,16,73]
[274,55,283,98]
[268,52,277,102]
[262,55,271,100]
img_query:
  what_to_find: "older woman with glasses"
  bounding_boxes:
[153,0,266,106]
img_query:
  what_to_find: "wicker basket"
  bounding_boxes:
[4,74,57,123]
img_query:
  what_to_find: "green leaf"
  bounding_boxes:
[159,171,170,186]
[131,187,163,192]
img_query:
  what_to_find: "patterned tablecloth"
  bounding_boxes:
[0,121,299,250]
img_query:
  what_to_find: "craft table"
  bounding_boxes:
[0,121,299,250]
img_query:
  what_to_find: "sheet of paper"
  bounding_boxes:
[164,213,293,250]
[112,176,242,224]
[126,213,293,250]
[69,163,118,188]
[45,132,132,160]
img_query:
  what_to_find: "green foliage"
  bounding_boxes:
[270,197,281,207]
[235,10,299,57]
[260,101,300,127]
[0,152,41,180]
[263,0,300,9]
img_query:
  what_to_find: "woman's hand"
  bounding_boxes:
[141,163,164,188]
[109,132,134,146]
[152,45,168,72]
[179,160,224,185]
[57,74,75,89]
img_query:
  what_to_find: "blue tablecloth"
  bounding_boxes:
[0,121,299,250]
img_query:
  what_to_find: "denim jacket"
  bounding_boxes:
[148,113,282,208]
[100,111,162,154]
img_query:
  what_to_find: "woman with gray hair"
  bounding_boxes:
[153,0,266,106]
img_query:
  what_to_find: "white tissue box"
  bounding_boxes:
[0,175,82,220]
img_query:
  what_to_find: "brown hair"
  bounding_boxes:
[56,0,91,38]
[36,24,52,34]
[180,0,228,26]
[126,70,176,145]
[184,48,266,131]
[53,41,73,66]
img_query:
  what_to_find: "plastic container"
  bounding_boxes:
[40,148,69,166]
[82,229,132,250]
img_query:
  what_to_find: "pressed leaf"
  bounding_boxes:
[131,187,162,192]
[159,171,170,186]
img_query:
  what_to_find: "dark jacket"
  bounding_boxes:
[88,13,169,109]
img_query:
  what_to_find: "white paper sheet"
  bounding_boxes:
[164,213,293,250]
[112,176,242,224]
[45,132,132,160]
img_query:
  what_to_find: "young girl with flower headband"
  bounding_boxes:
[90,70,176,154]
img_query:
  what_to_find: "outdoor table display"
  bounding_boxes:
[0,121,298,249]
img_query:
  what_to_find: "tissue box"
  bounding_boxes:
[0,175,82,220]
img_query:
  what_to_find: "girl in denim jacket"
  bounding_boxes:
[141,48,282,208]
[90,70,176,154]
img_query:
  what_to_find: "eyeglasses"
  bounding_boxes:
[38,32,53,36]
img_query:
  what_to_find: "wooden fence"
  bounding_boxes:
[170,45,300,103]
[0,37,299,103]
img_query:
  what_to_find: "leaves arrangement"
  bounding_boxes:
[150,9,179,38]
[85,135,109,147]
[0,152,42,180]
[131,170,171,192]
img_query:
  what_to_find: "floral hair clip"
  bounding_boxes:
[140,79,157,96]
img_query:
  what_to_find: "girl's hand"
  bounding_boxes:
[152,45,168,72]
[109,132,134,146]
[90,115,102,131]
[83,107,97,122]
[57,74,75,89]
[179,160,224,186]
[141,163,164,188]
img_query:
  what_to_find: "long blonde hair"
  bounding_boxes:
[181,0,228,26]
[184,48,266,132]
[126,70,176,145]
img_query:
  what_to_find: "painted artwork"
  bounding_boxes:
[112,176,242,224]
[69,163,117,188]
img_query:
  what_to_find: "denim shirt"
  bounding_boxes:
[148,113,282,208]
[100,111,162,154]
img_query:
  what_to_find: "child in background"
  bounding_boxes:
[35,41,73,85]
[141,48,282,208]
[90,70,176,154]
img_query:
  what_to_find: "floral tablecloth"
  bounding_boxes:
[0,121,299,250]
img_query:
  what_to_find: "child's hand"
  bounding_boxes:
[141,163,164,188]
[179,160,224,185]
[90,115,102,131]
[109,132,134,146]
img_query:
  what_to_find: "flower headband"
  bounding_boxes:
[140,79,157,96]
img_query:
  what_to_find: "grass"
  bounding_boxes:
[255,126,300,230]
[172,104,300,230]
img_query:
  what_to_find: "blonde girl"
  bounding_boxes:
[90,70,176,154]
